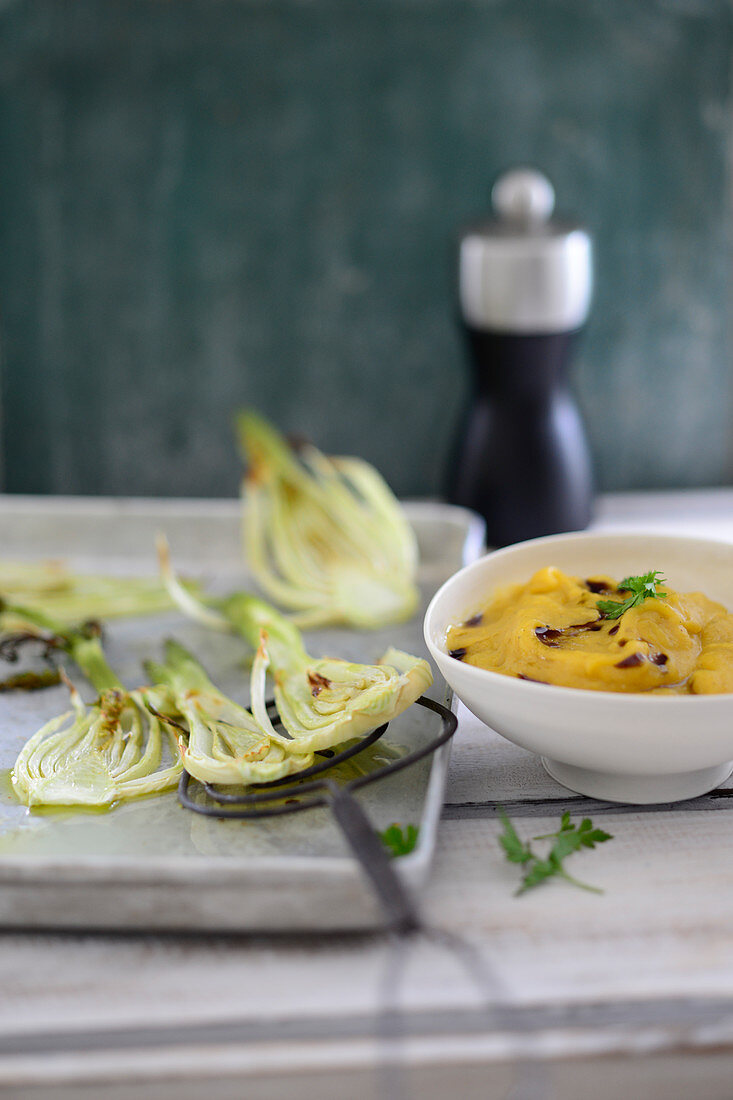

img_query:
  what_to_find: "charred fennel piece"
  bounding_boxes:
[0,668,62,693]
[5,605,181,808]
[144,639,315,785]
[158,542,433,753]
[12,682,181,809]
[236,410,419,629]
[245,597,433,753]
[0,601,120,693]
[0,560,197,627]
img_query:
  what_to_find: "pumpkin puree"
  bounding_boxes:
[446,567,733,694]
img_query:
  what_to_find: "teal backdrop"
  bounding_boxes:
[0,0,730,498]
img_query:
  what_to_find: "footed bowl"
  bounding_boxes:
[424,532,733,804]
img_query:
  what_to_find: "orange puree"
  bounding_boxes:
[446,566,733,694]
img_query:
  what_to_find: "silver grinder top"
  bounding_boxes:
[459,168,593,334]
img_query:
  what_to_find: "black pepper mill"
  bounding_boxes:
[448,169,594,547]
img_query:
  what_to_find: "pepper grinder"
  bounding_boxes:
[447,168,594,547]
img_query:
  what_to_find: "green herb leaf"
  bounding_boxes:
[574,818,614,849]
[618,571,668,597]
[498,809,533,864]
[518,858,557,893]
[597,570,667,620]
[499,809,613,895]
[596,594,636,620]
[380,823,419,858]
[548,828,587,862]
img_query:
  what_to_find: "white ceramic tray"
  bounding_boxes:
[0,497,483,932]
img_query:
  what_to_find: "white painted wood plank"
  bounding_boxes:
[3,805,733,1043]
[7,1045,733,1100]
[445,700,571,804]
[423,809,733,1004]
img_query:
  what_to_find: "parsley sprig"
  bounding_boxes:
[379,823,419,858]
[596,570,667,620]
[498,809,612,895]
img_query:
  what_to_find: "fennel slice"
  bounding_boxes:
[143,641,315,786]
[236,410,419,628]
[251,629,434,753]
[157,551,433,756]
[11,685,181,809]
[0,560,199,626]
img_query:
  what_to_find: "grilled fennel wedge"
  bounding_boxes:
[237,410,419,629]
[0,560,198,627]
[159,539,433,754]
[12,681,181,808]
[5,607,181,808]
[144,639,314,785]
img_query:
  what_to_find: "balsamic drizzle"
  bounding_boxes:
[615,652,644,669]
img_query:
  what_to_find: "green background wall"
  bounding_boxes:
[0,0,730,499]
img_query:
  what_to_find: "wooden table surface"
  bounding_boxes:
[3,488,733,1100]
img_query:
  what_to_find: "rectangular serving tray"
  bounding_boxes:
[0,497,483,932]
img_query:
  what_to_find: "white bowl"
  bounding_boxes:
[424,532,733,804]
